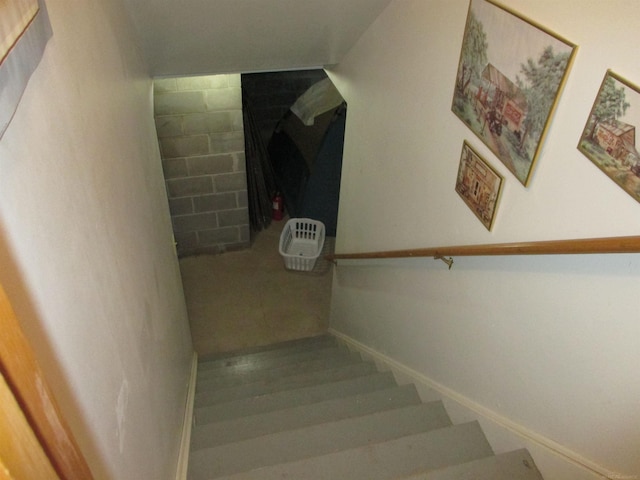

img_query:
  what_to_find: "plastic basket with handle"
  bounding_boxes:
[278,218,326,271]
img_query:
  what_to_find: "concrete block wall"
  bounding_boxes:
[241,69,327,149]
[154,74,249,256]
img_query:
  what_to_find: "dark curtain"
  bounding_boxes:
[242,92,277,233]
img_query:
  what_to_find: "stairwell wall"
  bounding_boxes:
[0,0,193,478]
[327,1,640,479]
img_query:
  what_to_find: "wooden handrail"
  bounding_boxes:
[326,235,640,262]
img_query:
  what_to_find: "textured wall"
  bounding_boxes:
[0,0,193,478]
[154,74,249,256]
[328,1,640,479]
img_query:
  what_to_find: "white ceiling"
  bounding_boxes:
[122,0,392,77]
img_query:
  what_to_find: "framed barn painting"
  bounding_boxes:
[578,70,640,204]
[455,141,504,231]
[452,0,577,186]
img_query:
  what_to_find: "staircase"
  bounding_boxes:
[188,334,543,479]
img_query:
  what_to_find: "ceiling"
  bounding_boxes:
[122,0,392,77]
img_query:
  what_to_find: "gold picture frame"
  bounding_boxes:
[455,141,504,231]
[578,70,640,204]
[452,0,577,186]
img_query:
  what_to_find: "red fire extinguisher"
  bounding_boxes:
[272,192,284,221]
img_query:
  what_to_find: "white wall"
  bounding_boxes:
[0,1,193,479]
[122,0,392,76]
[327,1,640,478]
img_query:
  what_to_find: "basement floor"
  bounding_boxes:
[180,218,334,357]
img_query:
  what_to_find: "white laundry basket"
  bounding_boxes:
[278,218,326,271]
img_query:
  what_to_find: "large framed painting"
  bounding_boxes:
[455,141,504,231]
[452,0,577,186]
[578,70,640,204]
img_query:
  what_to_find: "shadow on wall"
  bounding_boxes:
[0,223,109,478]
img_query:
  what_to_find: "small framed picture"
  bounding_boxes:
[578,70,640,204]
[455,141,504,230]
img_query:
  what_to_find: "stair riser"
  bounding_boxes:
[195,350,361,391]
[197,344,349,380]
[194,371,397,424]
[191,384,424,449]
[198,335,337,371]
[194,362,377,407]
[189,404,455,479]
[214,422,494,480]
[188,336,543,480]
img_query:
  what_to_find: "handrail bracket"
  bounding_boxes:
[435,255,454,270]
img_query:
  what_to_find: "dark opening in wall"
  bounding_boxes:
[242,70,346,237]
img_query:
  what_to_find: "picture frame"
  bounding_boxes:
[578,70,640,204]
[455,141,504,231]
[452,0,577,186]
[0,0,39,63]
[1,0,51,138]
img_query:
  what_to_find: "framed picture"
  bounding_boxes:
[578,71,640,204]
[455,141,504,231]
[0,0,39,63]
[452,0,577,186]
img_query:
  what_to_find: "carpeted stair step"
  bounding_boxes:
[194,360,377,407]
[191,383,424,449]
[195,347,360,390]
[398,448,543,480]
[197,334,338,372]
[194,370,397,424]
[188,402,455,479]
[209,421,493,480]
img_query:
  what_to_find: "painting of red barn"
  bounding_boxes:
[452,0,576,186]
[578,70,640,203]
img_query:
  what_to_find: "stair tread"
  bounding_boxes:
[197,343,350,380]
[194,370,397,424]
[194,361,377,407]
[191,384,425,449]
[195,347,360,390]
[198,335,337,371]
[188,403,456,479]
[207,421,494,480]
[398,448,543,480]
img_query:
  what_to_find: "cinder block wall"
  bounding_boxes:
[241,69,327,149]
[154,74,249,256]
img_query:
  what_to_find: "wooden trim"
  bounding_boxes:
[327,235,640,261]
[0,371,59,479]
[0,284,93,480]
[175,352,198,480]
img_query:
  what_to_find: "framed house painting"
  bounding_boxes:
[452,0,577,186]
[455,141,504,231]
[578,70,640,203]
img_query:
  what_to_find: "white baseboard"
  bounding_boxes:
[176,352,198,480]
[329,328,621,480]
